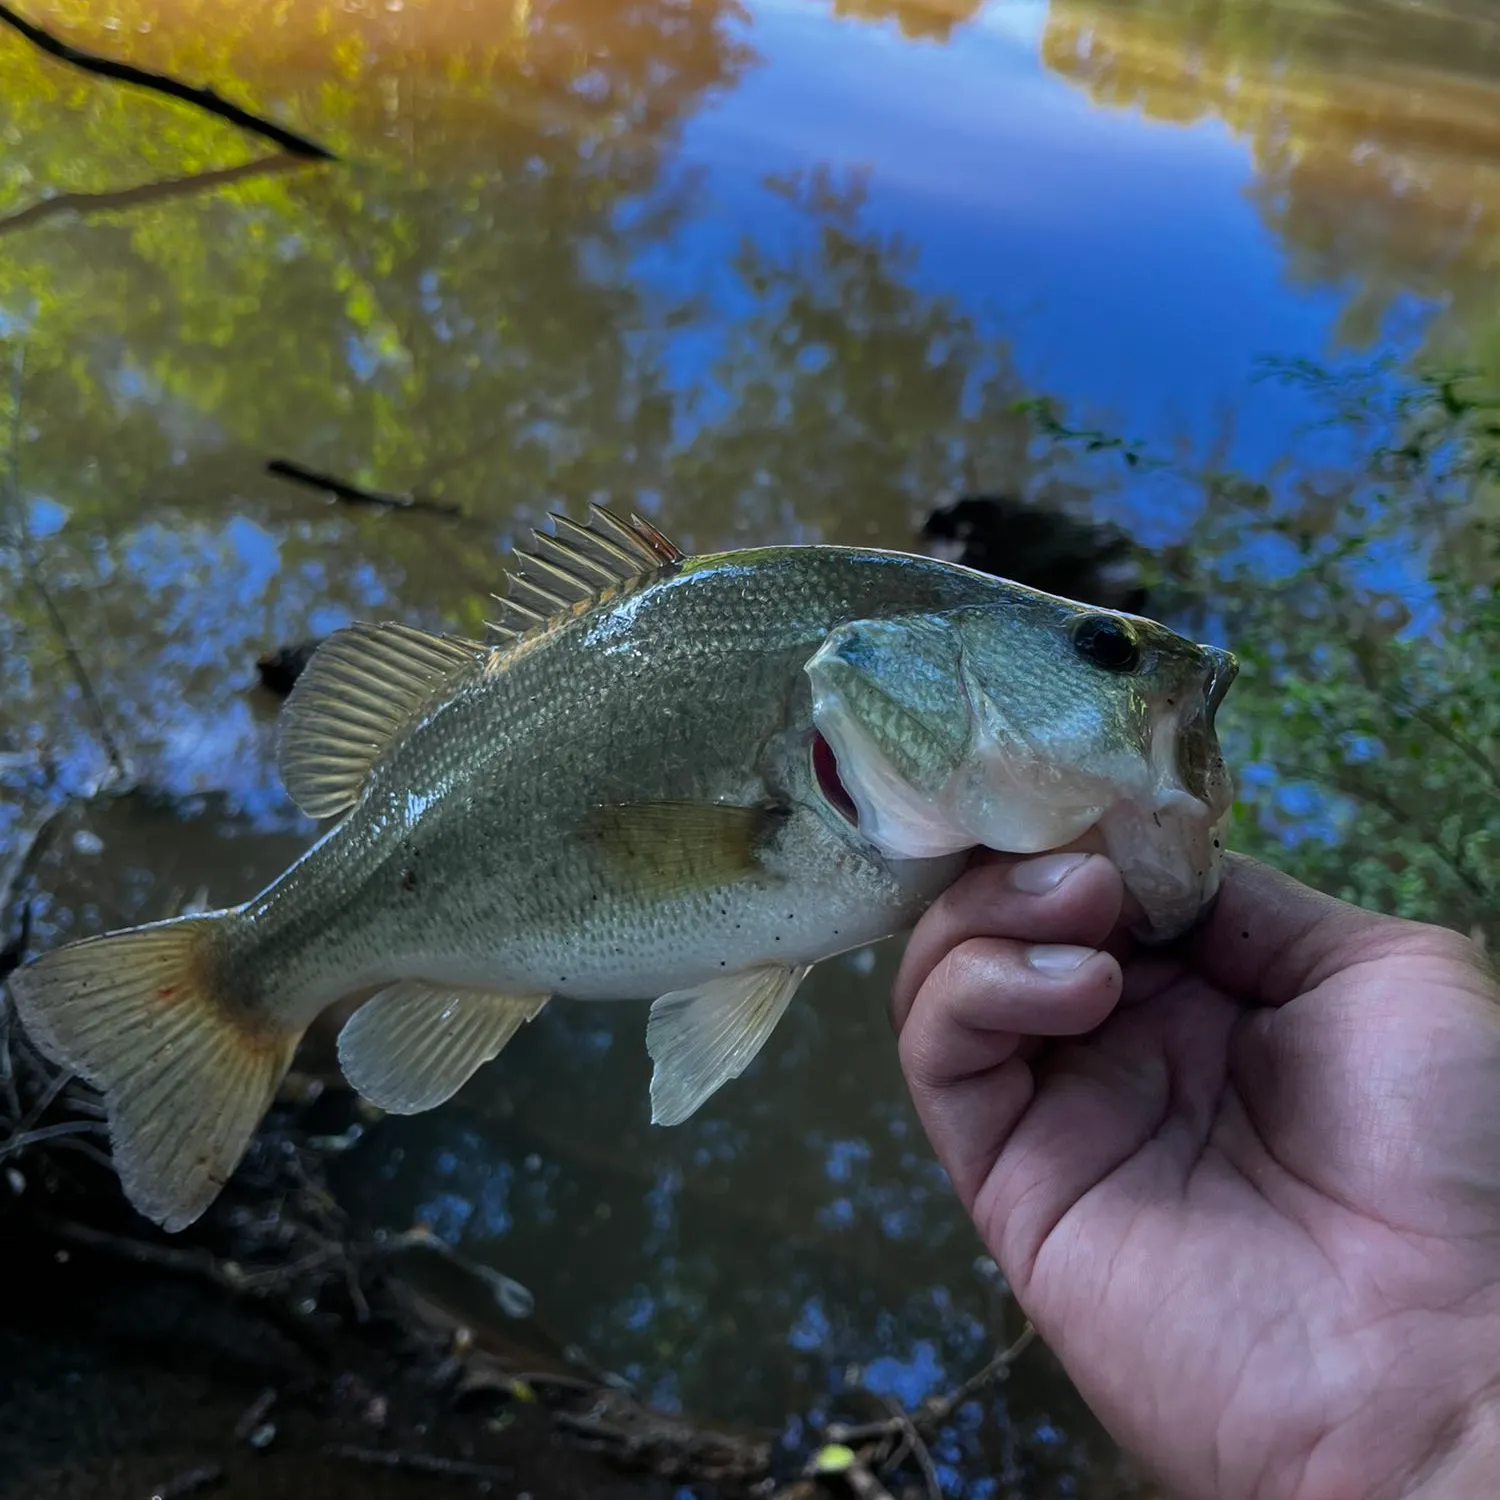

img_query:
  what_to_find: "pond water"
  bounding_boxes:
[3,0,1499,1494]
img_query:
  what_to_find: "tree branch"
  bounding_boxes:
[0,2,336,161]
[5,348,128,785]
[0,153,307,237]
[266,458,465,519]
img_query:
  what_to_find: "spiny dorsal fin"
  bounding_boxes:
[486,504,686,642]
[279,622,490,819]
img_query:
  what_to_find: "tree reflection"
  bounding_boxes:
[0,0,751,800]
[822,0,983,44]
[675,169,1086,548]
[1042,0,1500,364]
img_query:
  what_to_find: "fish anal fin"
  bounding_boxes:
[646,963,810,1126]
[337,981,550,1114]
[279,623,490,819]
[7,913,301,1232]
[488,505,685,642]
[582,801,782,901]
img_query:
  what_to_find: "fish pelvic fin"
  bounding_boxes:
[8,914,302,1232]
[337,981,550,1114]
[646,962,810,1127]
[279,623,491,819]
[487,504,685,642]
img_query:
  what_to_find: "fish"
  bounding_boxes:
[8,507,1237,1232]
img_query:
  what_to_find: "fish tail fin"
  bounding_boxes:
[8,912,302,1232]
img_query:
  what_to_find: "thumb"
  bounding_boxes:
[1187,854,1464,1009]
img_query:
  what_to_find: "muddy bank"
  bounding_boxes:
[0,990,1056,1500]
[0,1232,667,1500]
[0,994,775,1500]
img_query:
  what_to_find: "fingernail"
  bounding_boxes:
[1026,944,1096,974]
[1009,852,1089,895]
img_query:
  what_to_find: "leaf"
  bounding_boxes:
[812,1444,858,1475]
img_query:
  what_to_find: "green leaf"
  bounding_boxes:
[813,1444,858,1475]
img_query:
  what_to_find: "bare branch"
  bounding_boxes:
[0,153,308,237]
[0,2,335,160]
[266,458,465,519]
[4,349,128,784]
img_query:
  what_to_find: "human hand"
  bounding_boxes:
[892,851,1500,1500]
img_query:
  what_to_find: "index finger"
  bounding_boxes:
[891,851,1125,1031]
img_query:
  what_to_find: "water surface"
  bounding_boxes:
[4,0,1499,1493]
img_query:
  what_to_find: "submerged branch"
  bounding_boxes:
[0,153,309,237]
[324,1444,513,1484]
[266,458,465,519]
[5,349,128,785]
[147,1464,223,1500]
[0,2,336,160]
[794,1324,1038,1500]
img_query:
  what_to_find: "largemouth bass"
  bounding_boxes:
[10,508,1236,1231]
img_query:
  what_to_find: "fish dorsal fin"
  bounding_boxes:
[279,622,490,819]
[487,504,686,641]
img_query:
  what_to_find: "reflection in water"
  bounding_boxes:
[822,0,983,44]
[1043,0,1500,360]
[2,0,1498,1493]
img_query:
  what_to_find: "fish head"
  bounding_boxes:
[804,596,1237,942]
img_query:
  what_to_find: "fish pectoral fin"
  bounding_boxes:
[338,981,550,1114]
[279,623,491,819]
[583,801,784,901]
[646,962,810,1127]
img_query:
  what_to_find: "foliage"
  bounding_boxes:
[1036,359,1500,945]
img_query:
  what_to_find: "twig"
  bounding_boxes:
[266,458,464,518]
[0,896,30,984]
[922,1323,1037,1426]
[2,798,78,978]
[0,1001,22,1121]
[323,1444,512,1483]
[842,1464,898,1500]
[0,3,335,160]
[232,1387,278,1443]
[35,1214,350,1295]
[0,154,308,237]
[17,1060,72,1132]
[876,1396,940,1500]
[5,349,128,785]
[0,1117,108,1162]
[549,1410,637,1446]
[508,1370,601,1394]
[819,1324,1038,1497]
[146,1463,222,1500]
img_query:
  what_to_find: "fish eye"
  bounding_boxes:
[1070,614,1141,673]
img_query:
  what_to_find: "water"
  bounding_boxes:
[3,1,1499,1494]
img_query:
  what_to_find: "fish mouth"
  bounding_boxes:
[1203,645,1238,719]
[811,730,860,827]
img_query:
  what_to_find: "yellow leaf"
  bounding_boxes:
[812,1444,857,1474]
